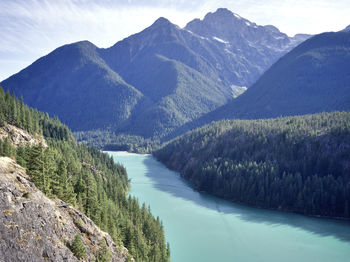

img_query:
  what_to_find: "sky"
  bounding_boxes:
[0,0,349,81]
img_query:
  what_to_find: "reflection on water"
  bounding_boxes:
[142,157,350,243]
[109,152,350,262]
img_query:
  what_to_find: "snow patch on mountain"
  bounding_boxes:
[184,29,209,40]
[213,36,229,44]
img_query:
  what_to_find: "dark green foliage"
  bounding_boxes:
[96,239,112,262]
[74,130,160,153]
[70,233,86,259]
[26,145,47,194]
[0,86,72,141]
[155,112,350,218]
[0,137,16,158]
[0,86,170,262]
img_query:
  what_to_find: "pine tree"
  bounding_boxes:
[70,233,86,259]
[41,147,56,195]
[56,160,76,205]
[85,172,99,223]
[16,146,28,168]
[27,145,44,190]
[96,239,112,262]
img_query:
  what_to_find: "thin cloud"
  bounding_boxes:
[0,0,349,80]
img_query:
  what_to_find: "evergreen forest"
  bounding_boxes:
[155,112,350,218]
[0,86,170,262]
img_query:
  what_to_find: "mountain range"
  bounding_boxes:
[1,8,309,139]
[167,29,350,139]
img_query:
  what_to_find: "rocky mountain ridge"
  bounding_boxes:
[1,8,309,140]
[183,8,311,87]
[167,30,350,139]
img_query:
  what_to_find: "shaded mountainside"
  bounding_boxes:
[0,86,170,262]
[1,8,308,140]
[0,41,143,131]
[169,31,350,138]
[0,157,129,262]
[155,112,350,218]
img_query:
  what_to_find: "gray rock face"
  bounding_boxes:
[184,8,311,87]
[0,124,47,147]
[0,157,129,262]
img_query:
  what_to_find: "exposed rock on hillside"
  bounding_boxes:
[0,124,47,147]
[0,157,129,262]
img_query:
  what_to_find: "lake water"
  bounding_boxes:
[108,151,350,262]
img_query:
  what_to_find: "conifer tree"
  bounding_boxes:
[96,239,112,262]
[56,160,76,205]
[70,233,86,259]
[27,145,44,189]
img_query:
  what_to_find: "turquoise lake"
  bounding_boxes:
[108,151,350,262]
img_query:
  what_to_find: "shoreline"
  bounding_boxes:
[104,150,151,156]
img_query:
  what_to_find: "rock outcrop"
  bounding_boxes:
[0,157,129,262]
[0,124,47,147]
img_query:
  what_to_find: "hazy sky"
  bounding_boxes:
[1,0,349,81]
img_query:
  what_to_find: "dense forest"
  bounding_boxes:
[74,130,160,153]
[155,112,350,218]
[0,86,170,262]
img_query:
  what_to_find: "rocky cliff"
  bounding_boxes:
[0,157,129,262]
[0,124,47,147]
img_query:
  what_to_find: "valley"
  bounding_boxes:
[1,4,349,262]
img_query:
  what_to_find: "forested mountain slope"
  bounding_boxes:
[0,41,143,131]
[170,31,350,138]
[155,112,350,218]
[0,86,170,262]
[1,8,308,141]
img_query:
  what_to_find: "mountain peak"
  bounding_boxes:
[342,25,350,32]
[152,17,172,27]
[186,8,257,34]
[208,8,248,21]
[213,8,234,16]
